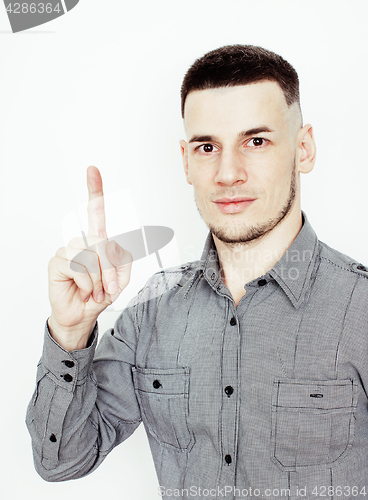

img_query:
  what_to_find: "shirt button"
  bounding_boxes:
[357,264,368,272]
[63,360,75,368]
[153,380,162,389]
[63,374,73,382]
[49,434,57,443]
[230,317,237,326]
[225,454,232,465]
[258,279,267,286]
[211,273,216,280]
[224,386,234,397]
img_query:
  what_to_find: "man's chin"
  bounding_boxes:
[207,214,288,245]
[208,222,268,245]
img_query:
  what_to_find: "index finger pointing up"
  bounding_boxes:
[87,166,108,239]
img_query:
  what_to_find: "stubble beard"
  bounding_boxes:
[196,163,297,245]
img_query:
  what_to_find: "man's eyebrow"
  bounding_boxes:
[188,128,275,144]
[238,126,275,137]
[188,135,218,144]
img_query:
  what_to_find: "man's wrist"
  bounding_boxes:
[47,316,96,352]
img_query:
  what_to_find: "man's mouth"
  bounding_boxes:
[213,197,256,214]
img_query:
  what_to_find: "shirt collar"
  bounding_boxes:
[197,212,320,308]
[268,213,320,308]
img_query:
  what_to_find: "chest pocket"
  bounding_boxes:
[132,366,195,452]
[271,379,357,470]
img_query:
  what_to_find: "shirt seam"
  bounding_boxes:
[335,274,360,378]
[320,256,368,277]
[116,417,142,426]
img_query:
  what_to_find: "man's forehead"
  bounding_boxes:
[183,82,290,132]
[184,81,287,113]
[183,81,301,136]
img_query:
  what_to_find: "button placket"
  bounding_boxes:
[218,309,239,486]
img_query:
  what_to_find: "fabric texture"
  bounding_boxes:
[26,214,368,499]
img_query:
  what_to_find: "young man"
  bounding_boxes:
[27,45,368,498]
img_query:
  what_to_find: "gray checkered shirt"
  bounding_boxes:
[27,214,368,499]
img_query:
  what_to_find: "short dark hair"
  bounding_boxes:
[181,44,300,118]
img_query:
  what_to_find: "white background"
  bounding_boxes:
[1,1,368,499]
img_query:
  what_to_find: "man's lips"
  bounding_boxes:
[213,197,256,214]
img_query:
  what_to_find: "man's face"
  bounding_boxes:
[180,81,307,245]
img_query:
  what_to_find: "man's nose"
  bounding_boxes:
[213,150,248,186]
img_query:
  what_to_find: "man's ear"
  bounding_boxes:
[297,124,316,174]
[179,139,192,185]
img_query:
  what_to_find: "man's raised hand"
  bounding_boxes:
[47,166,132,351]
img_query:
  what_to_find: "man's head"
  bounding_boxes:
[181,45,301,120]
[180,45,316,246]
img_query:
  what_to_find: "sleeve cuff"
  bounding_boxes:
[41,320,98,392]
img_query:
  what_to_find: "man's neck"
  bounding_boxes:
[212,210,303,306]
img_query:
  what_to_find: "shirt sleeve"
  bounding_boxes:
[26,303,142,482]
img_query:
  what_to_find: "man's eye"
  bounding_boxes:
[249,137,266,147]
[199,144,216,153]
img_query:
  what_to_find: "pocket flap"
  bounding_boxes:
[132,367,189,396]
[273,379,356,410]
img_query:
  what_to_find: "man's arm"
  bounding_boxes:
[46,166,132,352]
[26,166,138,480]
[26,304,141,481]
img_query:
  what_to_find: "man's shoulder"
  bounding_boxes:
[128,259,201,308]
[149,260,201,282]
[318,239,368,281]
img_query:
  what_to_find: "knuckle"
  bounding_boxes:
[124,250,133,263]
[102,268,118,284]
[89,205,104,216]
[68,236,86,248]
[78,250,99,272]
[68,237,80,247]
[70,259,85,273]
[48,256,57,271]
[55,246,66,257]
